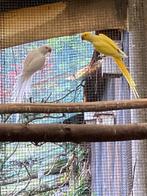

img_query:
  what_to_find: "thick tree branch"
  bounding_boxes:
[0,123,147,142]
[0,99,147,114]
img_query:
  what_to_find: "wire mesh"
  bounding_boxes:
[0,0,147,195]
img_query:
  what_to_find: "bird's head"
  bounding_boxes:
[81,32,92,41]
[39,46,52,55]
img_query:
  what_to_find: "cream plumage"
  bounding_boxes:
[12,45,51,103]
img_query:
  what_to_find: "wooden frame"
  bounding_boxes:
[0,0,127,49]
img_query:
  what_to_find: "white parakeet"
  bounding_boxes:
[12,45,52,103]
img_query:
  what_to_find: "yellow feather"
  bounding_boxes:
[81,32,139,98]
[98,34,120,51]
[114,58,139,98]
[98,34,127,58]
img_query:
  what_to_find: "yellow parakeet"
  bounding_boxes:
[81,32,139,98]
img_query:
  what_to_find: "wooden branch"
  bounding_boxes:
[0,0,127,49]
[0,123,147,142]
[1,98,147,114]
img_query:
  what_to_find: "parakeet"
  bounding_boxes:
[12,45,51,103]
[81,32,139,98]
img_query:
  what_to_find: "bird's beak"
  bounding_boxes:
[49,47,52,53]
[81,35,84,41]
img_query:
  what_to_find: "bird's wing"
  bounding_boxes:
[24,50,38,65]
[23,55,45,76]
[98,34,120,51]
[98,34,127,58]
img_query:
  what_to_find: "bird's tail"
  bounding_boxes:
[12,74,32,123]
[113,57,139,98]
[12,73,32,103]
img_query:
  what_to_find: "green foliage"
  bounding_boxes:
[0,142,90,195]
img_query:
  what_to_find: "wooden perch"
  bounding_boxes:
[0,123,147,142]
[0,0,127,49]
[0,98,147,114]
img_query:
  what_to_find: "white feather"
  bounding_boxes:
[12,74,32,103]
[12,73,32,122]
[11,45,51,122]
